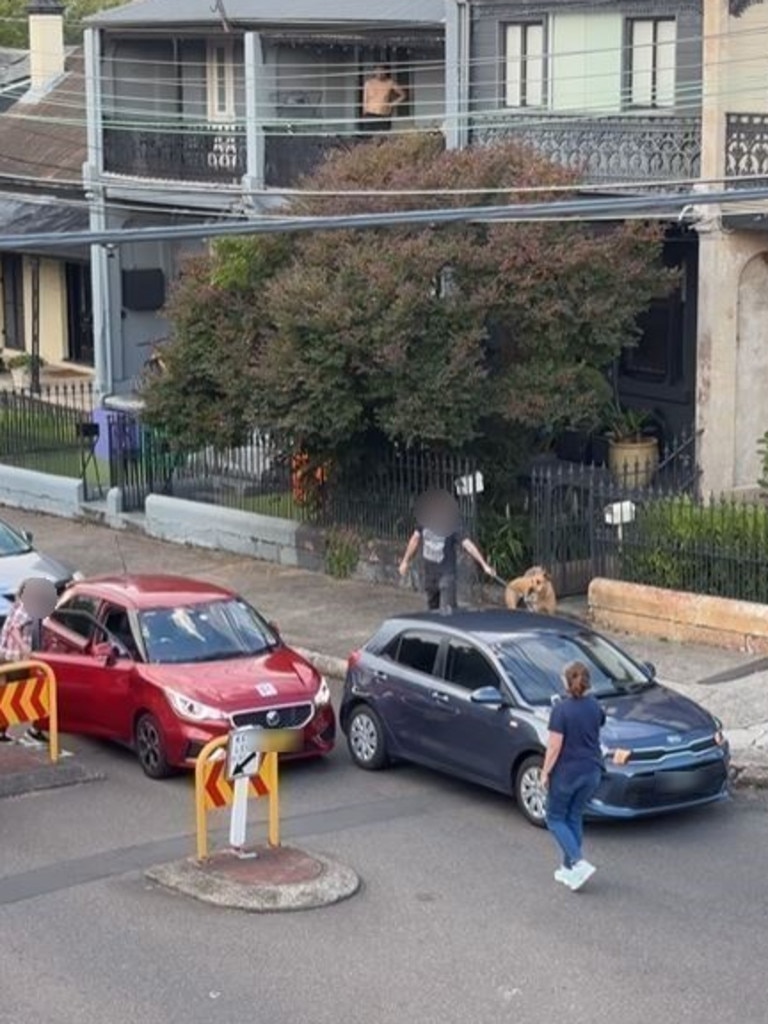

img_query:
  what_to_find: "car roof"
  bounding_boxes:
[382,609,584,643]
[68,574,236,610]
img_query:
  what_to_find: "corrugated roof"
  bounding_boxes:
[0,48,30,87]
[0,52,86,183]
[0,195,89,257]
[90,0,445,28]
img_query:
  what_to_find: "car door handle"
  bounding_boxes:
[430,690,450,705]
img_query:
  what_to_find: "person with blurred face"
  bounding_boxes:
[0,578,51,742]
[399,490,495,613]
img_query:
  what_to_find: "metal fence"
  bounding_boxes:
[107,413,480,540]
[531,431,701,596]
[0,383,103,500]
[612,494,768,604]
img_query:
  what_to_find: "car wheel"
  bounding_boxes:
[135,712,173,779]
[515,755,547,828]
[347,705,389,771]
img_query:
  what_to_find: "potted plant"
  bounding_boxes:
[6,352,44,389]
[604,404,659,487]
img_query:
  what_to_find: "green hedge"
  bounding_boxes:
[619,497,768,604]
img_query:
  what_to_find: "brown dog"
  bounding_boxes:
[504,565,557,615]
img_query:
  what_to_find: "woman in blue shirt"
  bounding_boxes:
[541,661,606,891]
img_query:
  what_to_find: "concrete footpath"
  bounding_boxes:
[2,507,767,784]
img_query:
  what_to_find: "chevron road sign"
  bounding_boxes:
[0,661,58,761]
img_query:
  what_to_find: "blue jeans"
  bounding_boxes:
[546,766,602,868]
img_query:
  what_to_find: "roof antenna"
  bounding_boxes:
[115,537,129,576]
[211,0,232,32]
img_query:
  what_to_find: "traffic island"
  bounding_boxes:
[0,741,104,799]
[145,845,361,912]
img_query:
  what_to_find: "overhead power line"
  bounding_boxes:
[0,185,763,253]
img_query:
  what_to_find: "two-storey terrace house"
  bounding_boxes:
[83,0,447,398]
[465,0,704,442]
[694,0,768,495]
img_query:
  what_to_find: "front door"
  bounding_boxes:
[43,595,134,740]
[66,262,94,365]
[1,253,24,351]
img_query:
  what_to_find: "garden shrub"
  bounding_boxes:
[620,496,768,603]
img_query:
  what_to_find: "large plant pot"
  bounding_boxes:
[608,437,659,487]
[10,367,31,389]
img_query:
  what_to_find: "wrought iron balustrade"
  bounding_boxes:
[264,132,363,187]
[725,113,768,186]
[472,113,701,186]
[103,123,246,184]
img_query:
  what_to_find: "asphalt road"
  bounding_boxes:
[1,510,768,1024]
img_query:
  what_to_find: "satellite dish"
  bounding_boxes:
[20,578,57,620]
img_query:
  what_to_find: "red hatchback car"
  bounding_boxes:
[37,575,336,777]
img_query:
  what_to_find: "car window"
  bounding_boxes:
[497,631,651,706]
[102,603,141,660]
[138,598,277,665]
[0,520,30,557]
[444,641,501,691]
[50,595,100,640]
[392,632,441,676]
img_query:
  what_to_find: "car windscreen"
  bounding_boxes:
[138,599,278,664]
[497,631,652,706]
[0,521,31,557]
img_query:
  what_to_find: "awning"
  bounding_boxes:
[0,195,90,259]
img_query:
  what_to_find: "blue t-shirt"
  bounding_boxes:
[548,695,605,776]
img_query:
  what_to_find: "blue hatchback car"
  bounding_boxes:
[341,610,730,826]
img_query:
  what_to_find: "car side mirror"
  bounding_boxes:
[470,686,508,708]
[642,661,656,680]
[22,529,33,544]
[92,640,125,667]
[268,620,281,638]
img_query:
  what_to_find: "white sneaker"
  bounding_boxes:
[554,866,578,888]
[568,860,596,891]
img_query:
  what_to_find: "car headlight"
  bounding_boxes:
[71,571,85,582]
[165,689,227,723]
[314,676,331,706]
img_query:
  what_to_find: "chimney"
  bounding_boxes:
[27,0,65,93]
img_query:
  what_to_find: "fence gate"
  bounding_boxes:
[107,413,176,513]
[530,434,700,597]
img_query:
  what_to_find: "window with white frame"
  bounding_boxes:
[628,18,676,108]
[505,22,545,108]
[207,41,235,121]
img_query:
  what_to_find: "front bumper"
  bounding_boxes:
[587,754,730,820]
[173,703,336,768]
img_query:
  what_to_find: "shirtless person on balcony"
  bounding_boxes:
[362,66,407,132]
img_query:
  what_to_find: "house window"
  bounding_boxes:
[1,254,25,351]
[505,22,545,108]
[628,18,676,108]
[207,41,234,121]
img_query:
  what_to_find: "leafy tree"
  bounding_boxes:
[149,135,674,473]
[0,0,123,48]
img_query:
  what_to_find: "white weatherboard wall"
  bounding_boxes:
[0,466,83,518]
[551,13,622,113]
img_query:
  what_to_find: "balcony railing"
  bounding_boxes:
[264,132,363,187]
[103,123,247,184]
[471,113,701,186]
[725,113,768,186]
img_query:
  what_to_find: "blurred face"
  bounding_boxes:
[374,66,387,80]
[20,578,57,619]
